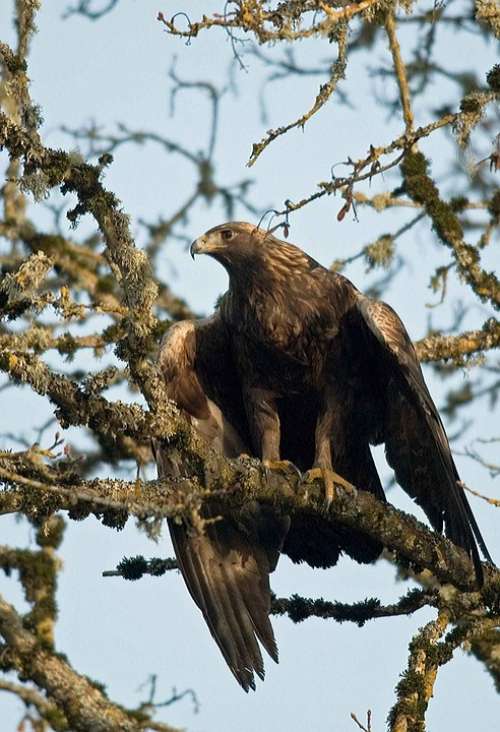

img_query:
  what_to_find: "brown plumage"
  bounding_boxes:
[157,220,492,690]
[155,316,288,691]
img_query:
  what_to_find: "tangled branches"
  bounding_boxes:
[1,1,499,730]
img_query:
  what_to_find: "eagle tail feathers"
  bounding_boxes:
[445,476,493,581]
[413,407,493,583]
[168,518,277,692]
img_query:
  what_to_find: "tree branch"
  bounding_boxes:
[385,12,414,135]
[1,452,499,596]
[0,591,181,732]
[158,1,381,45]
[270,588,437,625]
[0,678,68,729]
[389,614,499,732]
[402,151,500,310]
[415,318,500,364]
[389,609,451,732]
[247,26,348,167]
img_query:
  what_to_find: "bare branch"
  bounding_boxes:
[385,12,414,135]
[247,26,348,167]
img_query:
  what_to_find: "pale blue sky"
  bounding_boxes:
[1,2,498,730]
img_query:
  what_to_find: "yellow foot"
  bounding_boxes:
[263,459,301,478]
[303,467,357,506]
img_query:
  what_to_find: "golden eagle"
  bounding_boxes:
[155,221,491,691]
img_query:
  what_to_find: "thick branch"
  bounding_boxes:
[0,349,188,455]
[415,318,500,364]
[389,615,499,732]
[1,456,499,596]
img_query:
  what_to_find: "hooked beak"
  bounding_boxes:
[190,236,216,260]
[190,238,201,260]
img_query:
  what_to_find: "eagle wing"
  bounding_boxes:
[351,294,492,579]
[155,315,286,691]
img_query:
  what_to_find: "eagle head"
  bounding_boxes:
[191,221,317,286]
[190,222,268,268]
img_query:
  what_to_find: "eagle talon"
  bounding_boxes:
[263,459,301,479]
[303,467,357,507]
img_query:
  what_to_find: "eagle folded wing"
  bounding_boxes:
[354,295,492,580]
[155,316,285,690]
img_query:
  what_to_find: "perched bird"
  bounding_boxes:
[157,220,492,691]
[189,221,492,576]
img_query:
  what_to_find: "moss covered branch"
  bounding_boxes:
[402,150,500,310]
[270,588,438,625]
[388,610,451,732]
[389,614,499,732]
[0,678,68,730]
[0,591,181,732]
[0,96,166,410]
[415,318,500,364]
[1,449,500,597]
[103,556,440,624]
[158,0,382,45]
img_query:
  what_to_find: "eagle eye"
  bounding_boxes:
[221,229,234,241]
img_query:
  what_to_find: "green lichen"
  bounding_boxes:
[100,508,128,530]
[454,90,492,147]
[400,150,428,178]
[365,235,395,270]
[116,555,148,580]
[67,501,92,521]
[44,707,69,731]
[35,515,65,549]
[25,594,58,643]
[450,196,469,212]
[486,63,500,91]
[19,170,50,201]
[402,152,464,244]
[488,190,500,222]
[56,333,79,357]
[13,550,54,600]
[2,541,59,646]
[460,96,482,114]
[475,0,500,38]
[28,234,68,256]
[95,274,116,293]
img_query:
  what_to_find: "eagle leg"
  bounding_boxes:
[303,466,357,506]
[244,387,302,479]
[308,386,357,505]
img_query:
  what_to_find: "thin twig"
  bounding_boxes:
[385,12,414,134]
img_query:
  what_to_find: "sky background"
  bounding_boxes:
[0,1,499,730]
